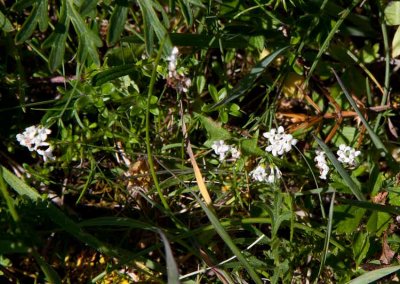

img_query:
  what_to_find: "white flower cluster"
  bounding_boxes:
[249,164,282,184]
[337,144,361,166]
[314,150,329,180]
[16,125,54,162]
[166,46,191,93]
[211,140,241,161]
[314,145,361,180]
[263,126,297,157]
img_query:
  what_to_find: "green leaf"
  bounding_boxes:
[68,0,102,65]
[334,205,366,234]
[314,136,365,201]
[385,1,400,26]
[42,0,70,72]
[366,211,391,236]
[0,10,13,32]
[107,4,129,46]
[197,114,231,146]
[11,0,36,11]
[37,0,49,32]
[79,0,98,17]
[158,230,180,283]
[193,193,263,284]
[32,251,62,284]
[15,3,40,44]
[92,64,138,86]
[137,0,172,55]
[348,265,400,284]
[392,26,400,58]
[318,192,335,278]
[209,46,290,111]
[177,0,193,26]
[353,232,370,266]
[240,134,265,156]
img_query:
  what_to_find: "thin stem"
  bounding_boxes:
[145,40,170,210]
[374,5,391,131]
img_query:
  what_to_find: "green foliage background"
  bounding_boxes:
[1,0,400,283]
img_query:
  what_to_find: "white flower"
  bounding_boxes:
[211,140,231,161]
[314,150,329,180]
[230,147,241,160]
[337,144,361,166]
[250,165,267,182]
[211,141,241,162]
[167,47,178,79]
[263,126,297,156]
[37,146,55,162]
[16,125,54,162]
[250,164,282,183]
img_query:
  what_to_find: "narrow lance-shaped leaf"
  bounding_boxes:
[137,0,172,55]
[37,0,49,32]
[15,3,40,44]
[158,229,180,283]
[107,4,129,46]
[349,265,400,284]
[42,0,69,71]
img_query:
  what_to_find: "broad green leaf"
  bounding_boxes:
[107,4,128,46]
[0,10,13,32]
[348,265,400,284]
[209,46,290,111]
[392,26,400,58]
[366,211,391,236]
[334,205,366,234]
[197,114,231,146]
[240,135,265,156]
[15,3,40,44]
[92,64,138,86]
[385,1,400,26]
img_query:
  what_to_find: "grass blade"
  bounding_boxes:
[313,136,366,201]
[317,192,335,279]
[332,69,389,157]
[348,265,400,284]
[158,229,180,283]
[192,192,263,284]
